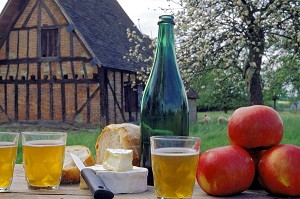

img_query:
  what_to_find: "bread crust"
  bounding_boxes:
[61,145,95,184]
[95,123,141,166]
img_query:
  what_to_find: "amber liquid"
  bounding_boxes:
[23,140,65,189]
[152,147,199,198]
[0,143,17,190]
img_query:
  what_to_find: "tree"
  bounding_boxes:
[174,0,300,105]
[263,39,300,109]
[125,0,300,107]
[194,67,248,112]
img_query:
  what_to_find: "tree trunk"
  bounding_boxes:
[244,25,265,105]
[273,99,277,110]
[246,68,264,105]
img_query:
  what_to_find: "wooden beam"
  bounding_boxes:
[26,83,29,120]
[113,71,116,123]
[17,30,20,60]
[40,0,59,25]
[0,57,92,65]
[127,73,131,121]
[14,82,18,120]
[26,30,29,75]
[22,0,39,28]
[100,67,109,126]
[97,65,101,123]
[121,71,124,116]
[13,24,67,31]
[49,62,54,120]
[37,0,42,58]
[74,80,78,112]
[61,80,66,122]
[15,63,20,120]
[57,27,61,58]
[0,0,29,49]
[59,62,65,121]
[0,78,100,84]
[5,64,9,80]
[73,86,100,120]
[3,83,7,115]
[107,76,126,122]
[86,83,90,124]
[37,62,41,119]
[0,105,11,122]
[70,31,75,78]
[5,33,9,59]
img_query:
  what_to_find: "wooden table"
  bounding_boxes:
[3,164,278,199]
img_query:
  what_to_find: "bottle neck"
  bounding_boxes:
[156,22,176,59]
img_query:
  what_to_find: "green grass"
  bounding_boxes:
[190,111,232,152]
[1,110,300,164]
[191,111,300,153]
[278,111,300,145]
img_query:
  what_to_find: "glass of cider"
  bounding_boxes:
[150,136,200,199]
[22,132,67,190]
[0,132,19,192]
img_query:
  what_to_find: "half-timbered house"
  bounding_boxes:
[0,0,151,127]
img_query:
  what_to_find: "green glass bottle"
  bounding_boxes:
[140,15,189,185]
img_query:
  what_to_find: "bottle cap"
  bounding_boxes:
[158,15,175,25]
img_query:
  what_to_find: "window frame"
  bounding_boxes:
[41,28,59,57]
[124,82,143,113]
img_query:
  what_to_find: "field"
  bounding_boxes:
[191,111,300,152]
[1,110,299,164]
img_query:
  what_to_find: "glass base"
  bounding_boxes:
[27,184,59,190]
[0,187,10,192]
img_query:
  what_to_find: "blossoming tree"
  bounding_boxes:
[126,0,300,106]
[175,0,299,105]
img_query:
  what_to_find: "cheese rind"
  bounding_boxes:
[92,165,148,194]
[102,148,133,172]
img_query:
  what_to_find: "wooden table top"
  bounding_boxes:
[3,164,278,199]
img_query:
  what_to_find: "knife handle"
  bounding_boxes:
[81,168,114,199]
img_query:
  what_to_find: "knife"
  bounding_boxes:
[70,153,114,199]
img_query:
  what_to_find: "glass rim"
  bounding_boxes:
[150,135,199,141]
[21,132,67,136]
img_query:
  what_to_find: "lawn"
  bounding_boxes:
[191,111,300,152]
[1,110,299,164]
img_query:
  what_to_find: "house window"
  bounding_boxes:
[124,82,142,112]
[41,28,58,57]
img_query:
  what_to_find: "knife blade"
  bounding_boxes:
[70,153,114,199]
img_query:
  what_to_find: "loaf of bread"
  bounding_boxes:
[61,145,95,184]
[95,123,141,166]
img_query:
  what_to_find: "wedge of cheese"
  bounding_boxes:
[95,165,148,194]
[79,148,148,193]
[102,148,133,172]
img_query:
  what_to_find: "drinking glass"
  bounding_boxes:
[151,136,200,199]
[0,132,19,192]
[22,132,67,190]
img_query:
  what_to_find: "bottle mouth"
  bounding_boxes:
[158,15,175,25]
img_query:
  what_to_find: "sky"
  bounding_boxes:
[116,0,180,38]
[0,0,180,38]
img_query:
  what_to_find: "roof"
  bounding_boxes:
[0,0,152,72]
[0,0,29,38]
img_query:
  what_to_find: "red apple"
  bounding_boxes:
[258,144,300,197]
[228,105,283,149]
[196,145,255,196]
